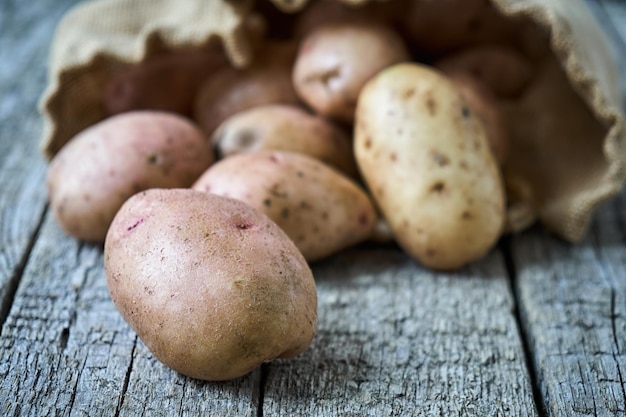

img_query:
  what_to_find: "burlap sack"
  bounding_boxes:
[39,0,626,242]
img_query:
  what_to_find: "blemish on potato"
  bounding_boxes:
[234,129,257,149]
[430,181,446,194]
[403,88,415,99]
[147,154,160,165]
[269,183,288,198]
[263,198,272,207]
[357,212,369,226]
[318,67,341,91]
[126,218,144,232]
[390,152,397,162]
[461,106,471,118]
[281,208,290,219]
[364,137,372,149]
[462,211,473,220]
[425,248,437,258]
[424,92,437,116]
[431,150,450,167]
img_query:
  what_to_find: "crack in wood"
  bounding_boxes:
[0,205,48,334]
[257,363,268,417]
[501,237,547,417]
[114,335,138,417]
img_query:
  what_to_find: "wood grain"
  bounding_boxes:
[0,0,625,416]
[511,188,626,417]
[510,2,626,416]
[0,214,260,416]
[263,249,538,416]
[0,0,79,325]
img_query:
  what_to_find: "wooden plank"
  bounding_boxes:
[0,213,260,416]
[0,0,79,324]
[511,3,626,416]
[263,248,539,416]
[511,189,626,417]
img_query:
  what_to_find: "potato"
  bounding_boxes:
[292,21,409,123]
[401,0,517,54]
[103,48,226,117]
[47,111,214,242]
[104,189,317,381]
[192,150,377,262]
[435,45,534,98]
[193,41,299,135]
[354,63,505,270]
[448,73,509,165]
[293,0,406,39]
[211,104,357,177]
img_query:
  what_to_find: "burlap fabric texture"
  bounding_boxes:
[39,0,626,243]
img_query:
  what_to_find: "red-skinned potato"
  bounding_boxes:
[293,0,406,39]
[103,48,226,117]
[292,21,409,123]
[193,40,299,136]
[401,0,517,54]
[47,111,214,242]
[435,45,534,98]
[211,104,358,177]
[193,150,378,262]
[105,189,317,381]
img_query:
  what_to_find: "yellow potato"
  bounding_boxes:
[47,111,214,242]
[192,150,377,262]
[105,189,317,381]
[354,63,505,270]
[448,73,509,165]
[212,104,357,177]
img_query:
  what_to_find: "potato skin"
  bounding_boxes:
[435,45,534,98]
[103,48,226,116]
[292,21,409,123]
[193,41,299,135]
[293,0,406,39]
[401,0,516,54]
[47,111,214,242]
[212,104,357,177]
[193,150,377,262]
[104,189,317,381]
[448,73,509,165]
[354,63,505,270]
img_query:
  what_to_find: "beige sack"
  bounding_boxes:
[39,0,626,242]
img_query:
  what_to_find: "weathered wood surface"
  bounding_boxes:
[0,0,624,416]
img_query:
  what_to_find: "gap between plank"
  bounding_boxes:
[114,335,138,417]
[500,237,548,417]
[257,363,268,417]
[0,205,48,334]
